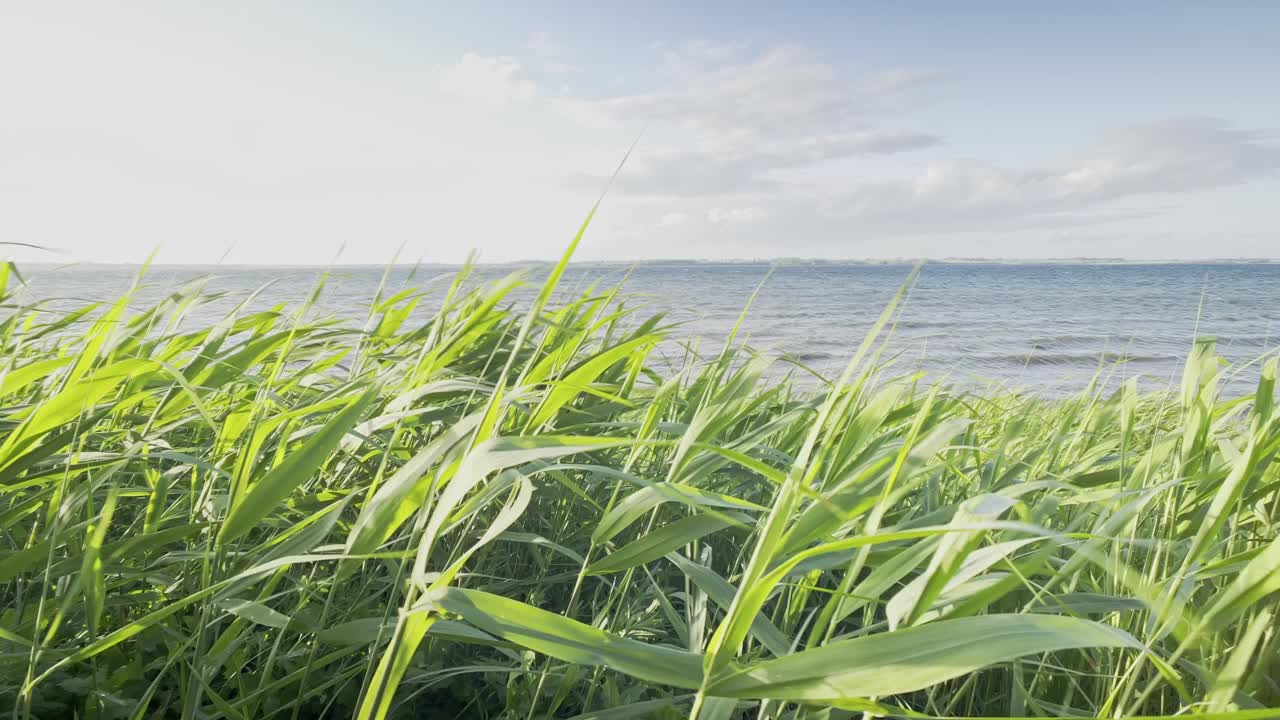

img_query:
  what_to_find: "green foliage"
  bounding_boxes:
[0,253,1278,720]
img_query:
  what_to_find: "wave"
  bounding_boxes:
[1218,335,1280,348]
[783,350,839,363]
[957,351,1176,367]
[1028,334,1135,349]
[896,319,967,330]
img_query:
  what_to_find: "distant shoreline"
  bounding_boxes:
[11,257,1280,270]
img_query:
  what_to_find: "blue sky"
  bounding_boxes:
[2,2,1278,263]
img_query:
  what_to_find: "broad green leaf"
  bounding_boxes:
[218,388,376,544]
[706,615,1139,701]
[0,356,73,396]
[359,470,534,719]
[355,613,435,720]
[80,486,119,637]
[345,409,484,557]
[1201,534,1280,631]
[885,500,1025,629]
[593,483,766,544]
[666,551,791,657]
[1206,608,1274,711]
[1030,592,1147,616]
[0,359,157,472]
[427,587,704,689]
[526,335,657,429]
[217,598,292,629]
[587,511,752,576]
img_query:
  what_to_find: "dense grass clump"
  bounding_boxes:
[0,252,1278,720]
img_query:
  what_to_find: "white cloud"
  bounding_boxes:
[576,44,941,198]
[825,118,1280,230]
[708,207,765,224]
[437,53,537,106]
[609,129,940,196]
[599,44,940,135]
[658,212,688,227]
[612,117,1280,259]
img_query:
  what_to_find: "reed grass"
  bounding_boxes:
[0,248,1277,719]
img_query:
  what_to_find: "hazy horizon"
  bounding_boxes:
[12,255,1280,270]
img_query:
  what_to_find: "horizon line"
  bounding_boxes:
[9,256,1280,269]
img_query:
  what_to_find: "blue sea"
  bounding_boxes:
[12,262,1280,396]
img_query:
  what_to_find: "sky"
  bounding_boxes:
[2,2,1278,264]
